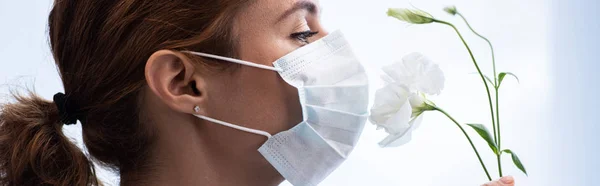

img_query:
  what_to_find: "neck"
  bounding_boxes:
[123,114,283,186]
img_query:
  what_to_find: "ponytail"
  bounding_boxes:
[0,92,99,185]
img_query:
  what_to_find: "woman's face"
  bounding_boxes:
[200,0,326,142]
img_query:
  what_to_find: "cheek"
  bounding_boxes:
[207,67,302,134]
[231,28,306,132]
[251,70,303,133]
[282,79,303,128]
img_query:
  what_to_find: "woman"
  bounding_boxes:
[0,0,515,185]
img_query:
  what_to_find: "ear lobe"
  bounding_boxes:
[145,50,206,114]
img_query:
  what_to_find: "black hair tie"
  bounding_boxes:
[53,93,79,125]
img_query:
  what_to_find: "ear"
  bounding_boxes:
[145,50,206,114]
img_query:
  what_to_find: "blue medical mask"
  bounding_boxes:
[185,30,369,186]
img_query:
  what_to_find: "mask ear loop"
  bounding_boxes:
[182,51,283,72]
[183,51,279,139]
[193,106,272,139]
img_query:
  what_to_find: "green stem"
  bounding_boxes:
[433,107,492,181]
[456,13,503,177]
[456,13,498,85]
[496,88,503,177]
[434,19,497,153]
[456,13,499,144]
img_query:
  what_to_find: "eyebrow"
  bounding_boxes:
[276,1,318,23]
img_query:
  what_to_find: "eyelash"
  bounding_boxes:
[290,30,319,45]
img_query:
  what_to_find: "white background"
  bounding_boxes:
[1,0,597,185]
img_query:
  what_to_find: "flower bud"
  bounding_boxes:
[387,8,434,24]
[444,6,458,15]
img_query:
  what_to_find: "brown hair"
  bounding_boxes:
[0,0,249,185]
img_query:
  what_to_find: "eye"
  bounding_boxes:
[290,30,319,45]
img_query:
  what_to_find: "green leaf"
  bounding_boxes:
[498,72,519,87]
[466,124,498,154]
[468,72,496,87]
[502,149,528,176]
[484,75,495,87]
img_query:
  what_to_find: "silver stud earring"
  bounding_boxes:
[194,106,200,113]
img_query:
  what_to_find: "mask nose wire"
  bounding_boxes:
[194,114,273,139]
[182,51,283,72]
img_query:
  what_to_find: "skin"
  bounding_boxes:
[138,0,516,185]
[482,176,515,186]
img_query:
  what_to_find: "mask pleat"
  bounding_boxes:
[303,84,369,114]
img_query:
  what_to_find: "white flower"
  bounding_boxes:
[382,52,445,95]
[369,84,409,132]
[369,84,428,147]
[370,53,444,147]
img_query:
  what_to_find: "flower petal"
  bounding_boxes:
[381,58,413,86]
[416,63,445,95]
[409,93,426,118]
[382,52,445,95]
[376,101,411,147]
[408,112,425,131]
[378,113,424,147]
[381,100,412,134]
[369,84,410,125]
[379,130,413,147]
